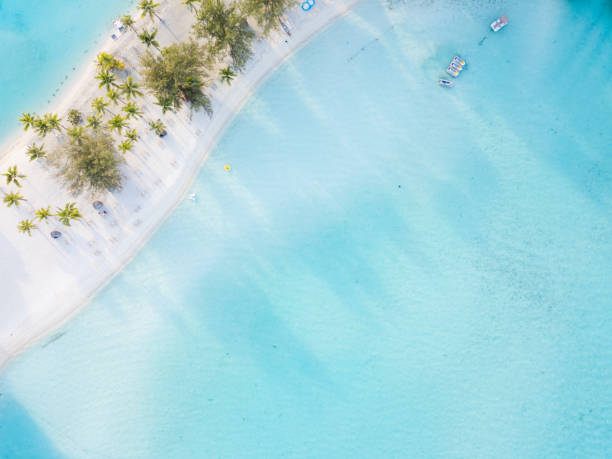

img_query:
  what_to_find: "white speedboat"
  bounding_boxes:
[439,79,453,87]
[491,15,508,32]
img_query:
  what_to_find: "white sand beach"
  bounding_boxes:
[0,0,360,369]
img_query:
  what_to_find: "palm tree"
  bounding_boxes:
[44,113,63,133]
[95,70,117,91]
[18,112,37,131]
[56,202,82,226]
[138,28,160,49]
[96,52,124,72]
[183,0,198,12]
[33,117,51,137]
[67,126,84,142]
[3,165,26,187]
[122,102,143,120]
[91,97,110,116]
[149,119,167,137]
[118,140,134,154]
[108,115,128,133]
[154,97,176,114]
[17,219,37,236]
[36,206,52,222]
[107,89,121,105]
[67,109,83,126]
[121,14,136,32]
[125,129,139,143]
[26,143,47,161]
[220,66,237,85]
[3,191,25,207]
[120,76,143,100]
[138,0,161,21]
[86,114,103,130]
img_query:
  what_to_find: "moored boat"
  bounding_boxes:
[491,15,509,32]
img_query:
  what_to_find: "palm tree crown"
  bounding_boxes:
[18,112,37,131]
[138,28,160,49]
[87,114,103,130]
[220,66,237,85]
[36,206,52,222]
[18,219,37,236]
[107,89,121,105]
[3,191,25,207]
[108,115,128,133]
[3,165,26,188]
[122,102,143,120]
[121,14,136,31]
[26,143,46,161]
[91,97,110,116]
[138,0,161,20]
[56,203,82,226]
[120,76,144,100]
[96,70,117,91]
[118,140,134,154]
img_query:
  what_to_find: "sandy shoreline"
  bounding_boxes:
[0,0,360,370]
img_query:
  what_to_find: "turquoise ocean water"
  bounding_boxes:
[0,0,133,142]
[1,0,611,456]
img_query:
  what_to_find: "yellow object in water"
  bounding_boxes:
[224,164,231,171]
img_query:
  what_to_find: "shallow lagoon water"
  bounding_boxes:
[0,0,132,142]
[1,0,611,457]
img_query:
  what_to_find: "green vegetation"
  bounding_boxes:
[122,102,143,120]
[36,206,52,222]
[120,76,144,100]
[149,119,167,137]
[17,219,37,236]
[138,28,160,49]
[183,0,199,12]
[244,0,296,35]
[118,140,134,154]
[96,52,125,72]
[91,97,110,116]
[52,129,125,195]
[67,126,85,142]
[193,0,255,71]
[18,112,37,131]
[86,114,103,130]
[220,66,236,85]
[121,14,136,31]
[125,129,139,142]
[140,41,212,114]
[138,0,161,21]
[11,0,299,237]
[67,109,83,126]
[95,70,117,91]
[26,143,47,161]
[56,203,82,227]
[107,89,121,105]
[108,115,129,133]
[3,192,25,207]
[3,165,26,187]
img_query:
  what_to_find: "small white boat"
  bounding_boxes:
[439,79,453,87]
[446,66,459,77]
[453,56,466,67]
[491,15,508,32]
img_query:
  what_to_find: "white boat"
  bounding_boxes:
[453,56,466,67]
[491,15,508,32]
[439,79,453,87]
[446,66,459,77]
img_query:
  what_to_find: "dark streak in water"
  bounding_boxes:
[42,332,66,348]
